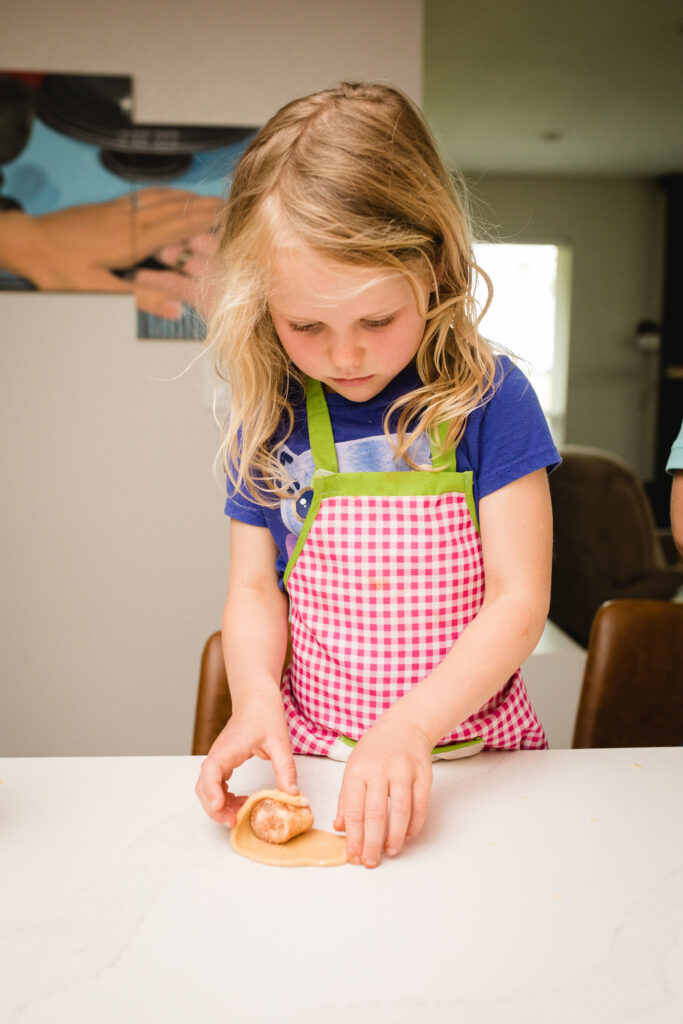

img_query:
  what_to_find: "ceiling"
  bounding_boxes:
[423,0,683,176]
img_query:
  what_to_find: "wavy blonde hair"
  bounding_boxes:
[207,81,496,506]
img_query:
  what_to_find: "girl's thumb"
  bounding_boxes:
[272,747,298,795]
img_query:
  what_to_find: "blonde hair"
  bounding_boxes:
[207,81,496,506]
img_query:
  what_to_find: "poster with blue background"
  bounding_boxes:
[0,72,255,338]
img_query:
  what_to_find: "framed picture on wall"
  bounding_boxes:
[0,71,256,339]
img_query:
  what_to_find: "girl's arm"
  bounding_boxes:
[391,467,553,738]
[336,468,553,866]
[195,520,296,826]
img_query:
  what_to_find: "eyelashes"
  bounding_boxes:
[288,322,320,333]
[288,315,396,333]
[364,315,395,329]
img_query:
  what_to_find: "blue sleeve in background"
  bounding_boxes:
[666,419,683,473]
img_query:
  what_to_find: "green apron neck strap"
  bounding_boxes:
[305,378,339,473]
[305,378,457,474]
[430,421,458,473]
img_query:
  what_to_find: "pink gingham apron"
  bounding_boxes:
[280,378,547,759]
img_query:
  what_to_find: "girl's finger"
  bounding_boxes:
[333,791,344,832]
[204,792,248,829]
[269,741,299,795]
[223,792,249,823]
[406,766,432,840]
[361,779,389,868]
[384,777,413,857]
[195,757,231,814]
[340,776,367,865]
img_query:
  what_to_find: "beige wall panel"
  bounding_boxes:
[1,0,424,121]
[471,175,665,477]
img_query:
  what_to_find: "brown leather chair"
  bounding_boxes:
[192,631,231,755]
[549,445,683,647]
[572,599,683,747]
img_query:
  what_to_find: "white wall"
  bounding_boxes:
[1,296,229,755]
[1,0,423,122]
[471,175,665,478]
[0,0,424,755]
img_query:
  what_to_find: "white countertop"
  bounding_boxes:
[2,750,682,1023]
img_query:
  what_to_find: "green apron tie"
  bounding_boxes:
[305,379,339,474]
[304,377,458,474]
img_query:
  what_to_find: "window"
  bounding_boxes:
[473,242,572,444]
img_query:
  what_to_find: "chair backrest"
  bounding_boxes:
[549,445,683,646]
[192,631,231,756]
[572,599,683,747]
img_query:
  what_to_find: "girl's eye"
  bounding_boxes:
[363,316,395,329]
[287,315,395,332]
[289,322,321,333]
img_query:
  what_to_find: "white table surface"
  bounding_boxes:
[2,750,682,1024]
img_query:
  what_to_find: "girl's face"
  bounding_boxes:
[267,246,430,403]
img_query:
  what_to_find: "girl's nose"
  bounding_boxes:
[329,335,364,372]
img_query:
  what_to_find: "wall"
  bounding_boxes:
[0,0,424,755]
[1,0,423,123]
[1,296,229,755]
[470,175,666,478]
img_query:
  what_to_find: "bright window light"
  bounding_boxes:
[473,242,571,443]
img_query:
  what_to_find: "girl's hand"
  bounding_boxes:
[195,692,298,827]
[333,718,433,868]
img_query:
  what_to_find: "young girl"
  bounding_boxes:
[195,81,560,868]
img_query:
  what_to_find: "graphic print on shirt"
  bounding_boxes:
[277,432,432,559]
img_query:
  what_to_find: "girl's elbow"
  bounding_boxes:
[517,589,550,648]
[484,586,549,649]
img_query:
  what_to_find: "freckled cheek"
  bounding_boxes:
[279,335,320,372]
[273,327,299,358]
[384,324,425,363]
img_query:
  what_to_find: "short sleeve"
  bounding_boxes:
[223,444,268,527]
[458,358,561,504]
[224,480,268,527]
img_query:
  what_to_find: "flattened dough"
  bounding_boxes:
[231,789,348,867]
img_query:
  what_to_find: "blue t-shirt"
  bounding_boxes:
[225,357,560,586]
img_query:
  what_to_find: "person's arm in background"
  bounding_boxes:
[671,472,683,557]
[666,419,683,557]
[0,189,221,318]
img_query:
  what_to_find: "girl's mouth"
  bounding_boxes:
[330,375,374,386]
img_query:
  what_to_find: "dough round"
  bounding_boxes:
[230,789,348,867]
